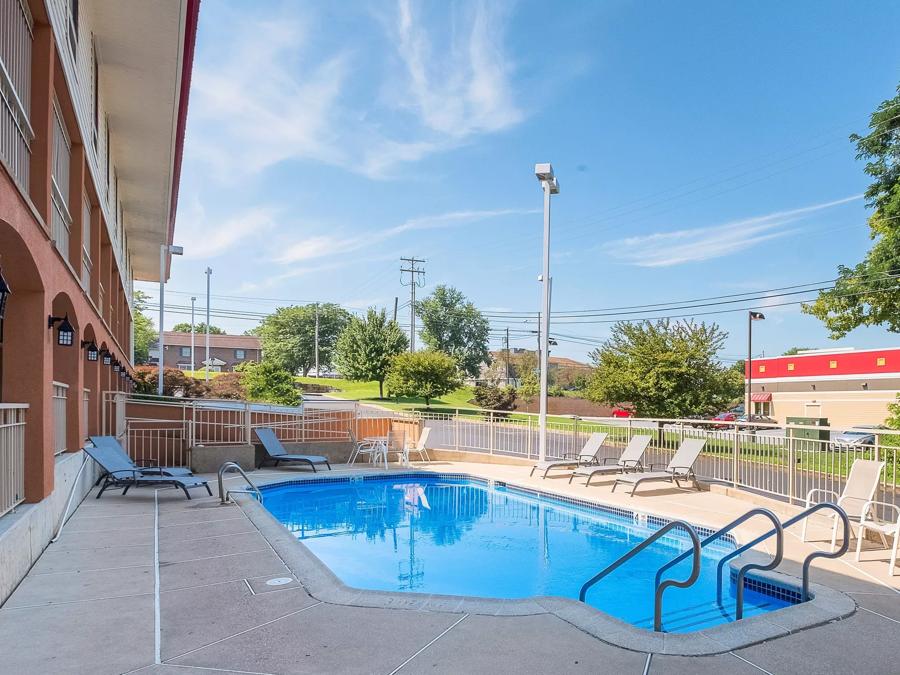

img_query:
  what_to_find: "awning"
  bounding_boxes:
[751,392,772,402]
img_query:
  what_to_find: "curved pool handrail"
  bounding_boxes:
[715,501,849,605]
[654,507,781,595]
[217,461,263,504]
[733,516,784,619]
[579,519,701,632]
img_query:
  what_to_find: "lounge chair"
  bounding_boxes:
[570,434,653,486]
[612,438,706,496]
[254,427,332,471]
[404,427,432,464]
[85,444,212,499]
[530,432,609,479]
[803,458,885,551]
[855,498,899,576]
[89,436,194,485]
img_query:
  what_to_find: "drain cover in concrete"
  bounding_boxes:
[266,577,294,586]
[246,576,302,594]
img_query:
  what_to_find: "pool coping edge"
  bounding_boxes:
[234,473,857,657]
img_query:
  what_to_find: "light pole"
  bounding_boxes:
[205,267,212,382]
[534,163,559,464]
[158,243,183,395]
[190,296,196,371]
[747,311,765,420]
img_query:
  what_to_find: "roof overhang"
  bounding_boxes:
[92,0,200,282]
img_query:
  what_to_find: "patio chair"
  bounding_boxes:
[89,435,193,486]
[802,458,885,551]
[348,431,387,467]
[85,444,212,499]
[530,432,609,479]
[855,499,899,576]
[383,429,407,466]
[570,434,653,486]
[612,438,706,496]
[405,427,432,464]
[254,427,332,471]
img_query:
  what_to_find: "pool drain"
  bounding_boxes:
[266,577,294,586]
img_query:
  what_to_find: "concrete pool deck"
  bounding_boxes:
[1,461,898,674]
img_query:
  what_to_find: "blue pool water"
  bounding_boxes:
[262,475,796,632]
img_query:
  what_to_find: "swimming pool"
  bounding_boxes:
[262,474,798,633]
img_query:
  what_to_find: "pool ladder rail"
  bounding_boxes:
[578,502,849,632]
[217,462,263,504]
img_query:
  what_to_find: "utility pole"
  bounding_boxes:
[204,267,212,382]
[505,327,511,385]
[400,257,425,351]
[314,302,320,378]
[190,296,196,371]
[393,296,399,324]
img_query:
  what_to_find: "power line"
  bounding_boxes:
[400,257,426,352]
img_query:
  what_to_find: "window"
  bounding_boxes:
[180,347,190,357]
[92,38,99,147]
[787,363,795,371]
[235,349,246,360]
[758,365,765,373]
[66,0,79,60]
[829,360,838,369]
[753,401,771,416]
[877,357,886,367]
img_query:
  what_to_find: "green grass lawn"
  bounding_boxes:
[295,376,480,413]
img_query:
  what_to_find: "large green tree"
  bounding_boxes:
[238,361,300,406]
[258,304,351,375]
[803,84,900,336]
[584,319,743,418]
[415,285,491,378]
[172,322,226,334]
[334,308,408,398]
[385,351,462,407]
[132,291,156,364]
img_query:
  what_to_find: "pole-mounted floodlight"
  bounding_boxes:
[48,314,75,346]
[534,162,560,464]
[746,311,765,422]
[158,243,184,395]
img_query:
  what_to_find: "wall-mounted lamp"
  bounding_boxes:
[48,314,75,346]
[82,340,99,361]
[0,265,10,341]
[101,350,112,366]
[113,360,121,373]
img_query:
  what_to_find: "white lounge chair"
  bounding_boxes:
[802,458,885,551]
[570,434,653,486]
[530,432,609,479]
[404,427,432,464]
[855,499,899,576]
[612,438,706,496]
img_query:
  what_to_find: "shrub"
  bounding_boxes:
[385,351,462,407]
[208,372,245,399]
[472,384,517,411]
[132,366,210,398]
[239,361,300,406]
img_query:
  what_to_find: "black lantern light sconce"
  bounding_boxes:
[101,350,113,366]
[0,265,10,341]
[113,360,121,373]
[119,368,127,379]
[82,340,99,361]
[48,314,75,346]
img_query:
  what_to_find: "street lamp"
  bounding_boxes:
[204,267,212,382]
[534,162,560,464]
[158,243,184,395]
[747,311,765,421]
[190,296,196,372]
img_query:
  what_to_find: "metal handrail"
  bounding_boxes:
[217,462,263,504]
[716,502,849,604]
[579,520,701,632]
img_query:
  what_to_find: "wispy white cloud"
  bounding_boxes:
[177,197,279,259]
[275,207,538,264]
[604,195,862,267]
[186,2,524,181]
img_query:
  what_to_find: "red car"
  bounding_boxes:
[710,411,737,429]
[611,407,634,418]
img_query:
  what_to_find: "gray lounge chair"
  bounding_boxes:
[85,444,212,499]
[569,434,653,486]
[89,435,193,485]
[612,438,706,496]
[254,427,332,471]
[530,432,609,478]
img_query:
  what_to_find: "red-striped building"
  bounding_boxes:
[746,347,900,427]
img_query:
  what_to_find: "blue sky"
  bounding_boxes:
[139,0,900,363]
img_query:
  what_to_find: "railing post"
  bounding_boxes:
[573,415,579,455]
[732,423,739,488]
[788,433,796,505]
[454,409,460,452]
[527,416,533,459]
[489,411,495,455]
[244,401,252,445]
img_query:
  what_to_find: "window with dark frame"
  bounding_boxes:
[180,347,190,357]
[235,349,245,360]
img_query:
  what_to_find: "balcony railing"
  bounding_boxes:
[0,0,34,190]
[52,381,68,455]
[0,403,27,518]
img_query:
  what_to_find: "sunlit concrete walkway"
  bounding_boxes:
[0,462,898,674]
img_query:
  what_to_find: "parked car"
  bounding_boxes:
[832,425,887,451]
[736,415,778,430]
[611,407,634,418]
[710,411,737,429]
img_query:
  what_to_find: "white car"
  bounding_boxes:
[832,425,886,451]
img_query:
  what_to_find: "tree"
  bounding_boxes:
[172,322,226,334]
[132,291,156,364]
[132,366,209,398]
[517,370,539,404]
[782,347,812,356]
[385,351,462,407]
[334,308,408,398]
[472,384,517,411]
[416,285,491,378]
[803,84,900,337]
[238,361,300,406]
[584,319,743,418]
[257,304,351,375]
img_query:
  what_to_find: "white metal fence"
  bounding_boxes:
[0,403,27,517]
[52,381,68,455]
[0,0,33,190]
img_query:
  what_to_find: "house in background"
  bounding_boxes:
[747,347,900,428]
[153,331,263,372]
